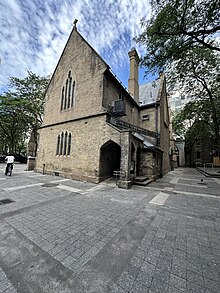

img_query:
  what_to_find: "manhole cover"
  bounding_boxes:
[42,183,59,188]
[0,198,14,205]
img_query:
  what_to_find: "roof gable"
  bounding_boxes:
[139,79,161,106]
[46,27,109,92]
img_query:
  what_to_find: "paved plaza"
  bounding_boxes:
[0,164,220,293]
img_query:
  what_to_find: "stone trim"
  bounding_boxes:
[39,112,107,129]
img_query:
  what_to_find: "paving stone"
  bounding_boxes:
[135,270,153,288]
[149,277,169,293]
[187,281,206,293]
[125,264,140,278]
[1,165,220,292]
[153,268,171,284]
[131,281,149,293]
[109,284,128,293]
[171,264,187,280]
[167,286,186,293]
[144,248,160,266]
[170,273,187,291]
[116,271,135,292]
[156,258,172,272]
[203,278,220,293]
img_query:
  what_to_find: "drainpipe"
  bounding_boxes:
[43,164,45,175]
[155,102,159,146]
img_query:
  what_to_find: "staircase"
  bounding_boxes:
[133,176,153,186]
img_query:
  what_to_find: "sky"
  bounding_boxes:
[0,0,156,94]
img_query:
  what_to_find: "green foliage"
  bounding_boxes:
[9,71,49,127]
[172,98,215,137]
[137,0,220,73]
[0,72,49,154]
[136,0,220,149]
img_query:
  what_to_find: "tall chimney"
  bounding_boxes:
[128,48,140,103]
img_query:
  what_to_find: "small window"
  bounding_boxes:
[119,93,123,100]
[142,114,150,121]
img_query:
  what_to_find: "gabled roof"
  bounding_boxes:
[44,27,109,94]
[132,132,162,152]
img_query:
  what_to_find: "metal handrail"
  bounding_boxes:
[203,163,213,171]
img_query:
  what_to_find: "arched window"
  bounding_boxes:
[67,133,71,155]
[60,132,64,155]
[56,134,60,155]
[63,131,68,155]
[56,131,72,156]
[61,87,64,110]
[67,77,72,108]
[61,71,75,111]
[64,80,68,109]
[71,81,75,107]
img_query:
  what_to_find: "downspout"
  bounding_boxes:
[155,102,159,146]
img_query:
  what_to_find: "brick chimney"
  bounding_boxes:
[128,48,140,103]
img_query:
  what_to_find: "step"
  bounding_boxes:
[133,179,153,186]
[134,176,149,182]
[196,167,220,178]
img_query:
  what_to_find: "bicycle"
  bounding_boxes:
[8,164,12,176]
[5,163,13,176]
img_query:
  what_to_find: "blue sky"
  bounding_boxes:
[0,0,156,93]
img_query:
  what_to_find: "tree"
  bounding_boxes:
[0,72,49,155]
[0,92,30,153]
[136,0,220,149]
[137,0,220,72]
[171,48,220,148]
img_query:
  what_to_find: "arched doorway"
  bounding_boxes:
[99,140,121,181]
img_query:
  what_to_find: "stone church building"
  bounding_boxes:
[35,24,171,188]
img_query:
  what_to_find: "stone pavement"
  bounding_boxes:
[0,164,220,293]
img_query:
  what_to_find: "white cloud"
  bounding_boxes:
[0,0,151,92]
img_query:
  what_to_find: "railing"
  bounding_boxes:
[113,170,126,185]
[203,163,214,172]
[109,117,159,139]
[196,162,203,168]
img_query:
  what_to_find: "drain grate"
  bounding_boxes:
[0,198,14,205]
[42,183,59,188]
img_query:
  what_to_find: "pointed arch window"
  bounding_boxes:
[61,87,65,110]
[71,81,75,107]
[63,131,68,155]
[67,77,72,108]
[56,131,72,156]
[60,71,76,111]
[56,134,60,155]
[64,80,68,109]
[59,132,64,155]
[67,133,71,155]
